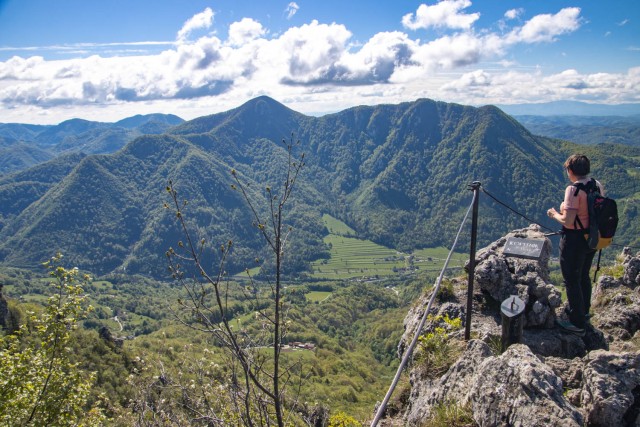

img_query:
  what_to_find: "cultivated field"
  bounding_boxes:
[310,215,466,280]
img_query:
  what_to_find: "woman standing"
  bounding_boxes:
[547,154,602,337]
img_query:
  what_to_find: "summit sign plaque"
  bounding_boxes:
[502,237,545,260]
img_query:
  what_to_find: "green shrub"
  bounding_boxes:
[416,315,464,378]
[423,400,476,427]
[328,411,362,427]
[0,254,105,426]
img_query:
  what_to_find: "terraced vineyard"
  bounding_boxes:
[310,215,466,280]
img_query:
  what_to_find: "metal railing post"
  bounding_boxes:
[465,181,481,340]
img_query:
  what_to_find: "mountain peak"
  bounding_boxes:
[115,113,184,129]
[171,96,305,136]
[235,95,300,118]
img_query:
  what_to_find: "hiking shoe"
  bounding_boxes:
[555,319,586,337]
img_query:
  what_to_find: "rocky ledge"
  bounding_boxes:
[386,225,640,427]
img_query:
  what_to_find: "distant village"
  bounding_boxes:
[283,341,316,351]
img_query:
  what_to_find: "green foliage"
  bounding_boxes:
[0,254,105,426]
[123,348,243,426]
[486,334,504,356]
[0,142,53,174]
[436,279,456,302]
[416,315,464,378]
[599,252,627,279]
[328,411,363,427]
[422,400,476,427]
[121,277,407,422]
[4,269,174,338]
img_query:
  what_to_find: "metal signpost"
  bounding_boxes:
[465,182,481,341]
[502,237,545,259]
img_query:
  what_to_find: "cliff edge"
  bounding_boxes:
[382,225,640,427]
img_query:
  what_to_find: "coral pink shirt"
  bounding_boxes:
[562,178,603,230]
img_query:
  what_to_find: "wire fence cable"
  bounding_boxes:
[482,186,638,249]
[480,186,554,233]
[370,191,477,427]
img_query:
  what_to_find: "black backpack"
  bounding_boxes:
[572,178,618,250]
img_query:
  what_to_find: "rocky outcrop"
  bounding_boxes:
[391,227,640,427]
[470,344,583,427]
[590,247,640,346]
[99,325,124,348]
[405,341,583,426]
[580,351,640,426]
[472,225,561,328]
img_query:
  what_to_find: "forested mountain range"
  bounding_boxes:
[0,114,184,174]
[0,96,639,278]
[515,115,640,147]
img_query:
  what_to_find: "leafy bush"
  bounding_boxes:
[416,315,464,378]
[328,411,362,427]
[0,254,105,426]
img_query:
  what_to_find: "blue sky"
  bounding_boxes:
[0,0,638,124]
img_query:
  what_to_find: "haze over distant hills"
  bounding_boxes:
[512,115,640,147]
[0,114,184,174]
[0,96,638,278]
[497,101,640,117]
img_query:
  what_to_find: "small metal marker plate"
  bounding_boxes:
[502,237,544,260]
[501,295,525,318]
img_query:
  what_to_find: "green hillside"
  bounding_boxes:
[1,262,417,421]
[0,96,638,278]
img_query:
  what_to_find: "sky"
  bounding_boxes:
[0,0,638,124]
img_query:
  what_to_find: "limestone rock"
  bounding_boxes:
[398,284,468,359]
[392,237,640,427]
[544,356,584,389]
[522,328,587,359]
[405,342,583,426]
[622,248,640,287]
[581,350,640,426]
[592,249,640,345]
[469,344,583,427]
[471,225,560,328]
[404,340,491,425]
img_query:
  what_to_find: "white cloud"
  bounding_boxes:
[507,7,581,43]
[504,8,524,20]
[1,5,635,125]
[285,2,300,20]
[228,18,266,47]
[0,55,46,80]
[337,32,418,84]
[618,19,629,26]
[402,0,480,31]
[441,67,640,105]
[275,20,352,84]
[177,7,215,43]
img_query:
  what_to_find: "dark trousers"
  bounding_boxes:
[559,229,596,329]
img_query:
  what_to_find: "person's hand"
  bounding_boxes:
[547,207,558,219]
